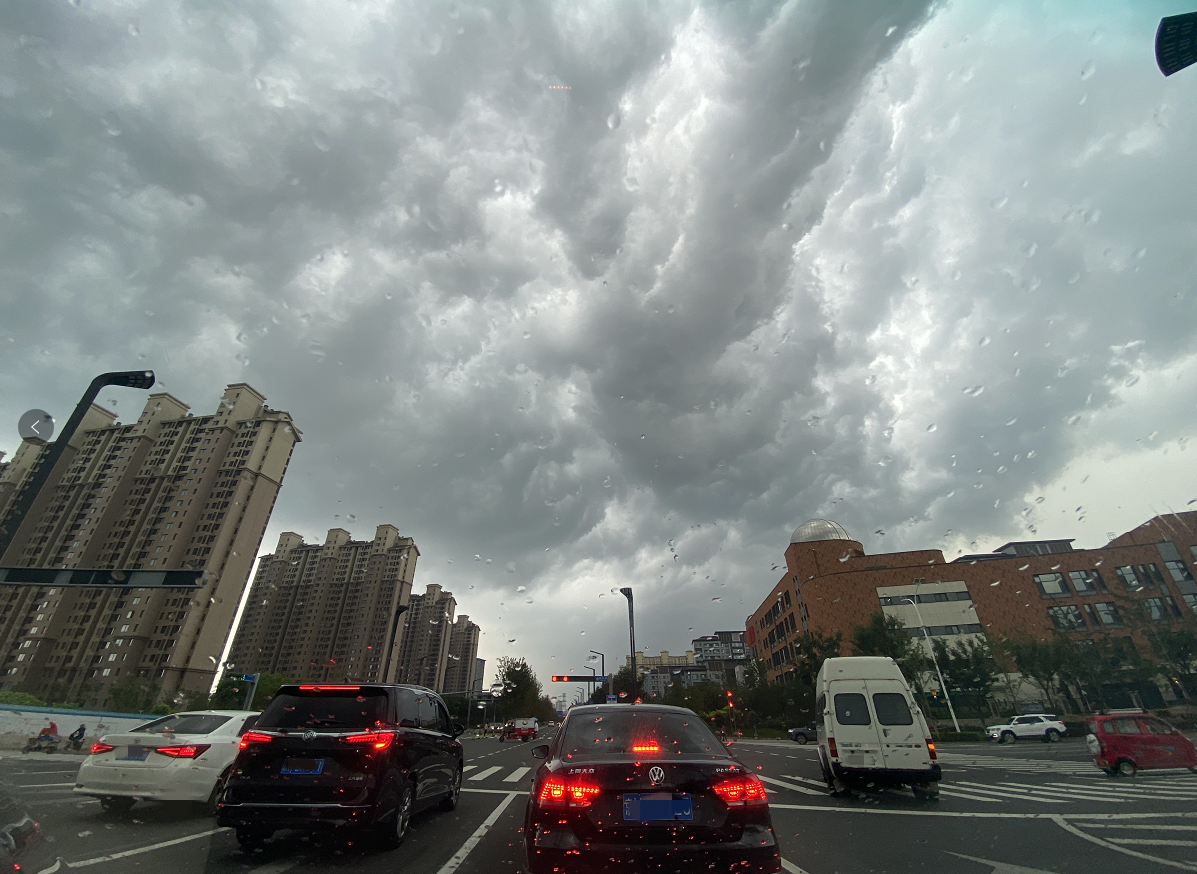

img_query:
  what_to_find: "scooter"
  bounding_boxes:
[22,736,59,754]
[66,736,84,752]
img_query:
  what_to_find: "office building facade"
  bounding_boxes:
[0,384,297,707]
[747,514,1197,687]
[226,525,418,684]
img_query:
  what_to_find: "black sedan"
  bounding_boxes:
[218,683,463,850]
[524,704,781,874]
[787,725,817,744]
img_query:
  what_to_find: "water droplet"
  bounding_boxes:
[874,529,885,536]
[865,375,877,386]
[666,304,675,314]
[878,456,891,467]
[990,580,1001,586]
[1019,564,1030,571]
[1006,417,1018,426]
[1066,414,1081,425]
[474,555,481,562]
[990,196,1008,210]
[1080,60,1096,80]
[127,22,140,36]
[1124,376,1139,387]
[979,336,991,347]
[607,111,621,129]
[839,553,851,563]
[711,597,721,602]
[525,597,534,604]
[580,630,586,635]
[522,330,531,339]
[508,639,517,644]
[926,423,937,432]
[640,434,646,440]
[505,562,516,573]
[603,476,612,488]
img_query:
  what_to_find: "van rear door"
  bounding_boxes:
[866,680,929,772]
[828,682,885,770]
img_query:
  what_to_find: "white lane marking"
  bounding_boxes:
[780,859,812,874]
[469,766,503,781]
[462,765,478,773]
[952,782,1070,804]
[65,827,227,868]
[503,767,531,783]
[1110,838,1197,847]
[1052,815,1197,873]
[20,782,78,788]
[757,775,825,796]
[436,791,520,874]
[1083,824,1197,831]
[769,804,1197,820]
[936,788,1007,803]
[780,774,829,789]
[464,788,526,795]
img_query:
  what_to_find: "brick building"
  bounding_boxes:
[747,514,1197,688]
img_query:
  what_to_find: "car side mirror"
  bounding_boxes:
[531,744,550,759]
[451,722,465,738]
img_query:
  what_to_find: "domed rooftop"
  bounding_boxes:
[790,519,853,543]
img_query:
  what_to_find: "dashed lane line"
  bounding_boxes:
[64,827,229,868]
[780,859,812,874]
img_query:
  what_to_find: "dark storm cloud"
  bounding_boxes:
[2,1,1194,680]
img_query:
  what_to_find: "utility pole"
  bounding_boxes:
[620,587,636,702]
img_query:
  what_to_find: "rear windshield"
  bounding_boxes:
[834,693,871,726]
[559,710,726,760]
[133,714,231,735]
[872,693,914,726]
[257,691,387,730]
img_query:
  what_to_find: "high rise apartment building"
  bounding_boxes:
[394,583,456,691]
[0,384,298,707]
[442,615,480,693]
[227,526,418,683]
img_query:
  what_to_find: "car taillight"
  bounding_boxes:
[89,743,115,755]
[239,731,273,750]
[154,744,211,759]
[631,741,660,753]
[536,776,600,807]
[712,775,768,808]
[298,685,361,691]
[827,738,838,759]
[926,739,937,761]
[344,731,395,750]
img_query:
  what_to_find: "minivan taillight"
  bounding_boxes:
[344,731,394,750]
[827,737,838,759]
[926,739,937,761]
[712,775,768,807]
[537,776,600,807]
[239,731,273,750]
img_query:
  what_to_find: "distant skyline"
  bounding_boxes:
[2,1,1195,705]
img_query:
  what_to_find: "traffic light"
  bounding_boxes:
[726,690,734,709]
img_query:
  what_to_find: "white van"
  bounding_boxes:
[815,656,941,799]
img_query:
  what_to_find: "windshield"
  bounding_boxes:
[257,692,387,730]
[1,4,1195,873]
[560,710,727,760]
[131,714,230,735]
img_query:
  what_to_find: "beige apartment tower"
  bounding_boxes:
[0,384,298,708]
[227,526,418,683]
[394,583,456,692]
[442,614,481,694]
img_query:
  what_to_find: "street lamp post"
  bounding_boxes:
[899,596,961,733]
[0,370,156,563]
[589,650,606,701]
[620,587,636,703]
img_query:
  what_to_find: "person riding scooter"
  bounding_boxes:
[23,721,60,753]
[67,724,86,752]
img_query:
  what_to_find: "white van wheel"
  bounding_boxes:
[831,776,852,797]
[913,783,939,801]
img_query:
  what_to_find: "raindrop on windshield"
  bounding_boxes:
[506,562,516,573]
[516,585,526,593]
[926,423,937,432]
[607,111,621,129]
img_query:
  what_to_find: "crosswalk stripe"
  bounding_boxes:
[952,782,1069,803]
[937,788,1008,803]
[504,767,531,783]
[989,782,1127,803]
[463,765,478,773]
[468,767,502,781]
[1109,838,1197,847]
[781,774,829,789]
[758,775,825,796]
[1046,781,1197,799]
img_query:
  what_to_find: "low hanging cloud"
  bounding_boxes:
[1,1,1193,686]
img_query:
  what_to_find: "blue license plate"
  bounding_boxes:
[118,745,150,761]
[622,793,693,822]
[281,758,325,776]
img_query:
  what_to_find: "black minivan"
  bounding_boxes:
[217,684,464,850]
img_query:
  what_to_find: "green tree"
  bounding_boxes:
[106,681,159,714]
[852,613,916,661]
[494,657,546,720]
[0,691,45,707]
[1147,626,1197,699]
[210,676,248,710]
[932,636,998,717]
[792,631,843,689]
[251,673,292,710]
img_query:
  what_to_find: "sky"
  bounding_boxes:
[2,1,1195,707]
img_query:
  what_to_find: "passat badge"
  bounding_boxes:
[303,730,316,741]
[649,766,665,786]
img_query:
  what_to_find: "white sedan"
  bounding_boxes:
[74,710,259,813]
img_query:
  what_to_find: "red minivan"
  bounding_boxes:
[1086,712,1197,777]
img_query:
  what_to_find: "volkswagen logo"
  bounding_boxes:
[648,766,665,786]
[302,730,316,741]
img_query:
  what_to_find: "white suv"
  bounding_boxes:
[986,714,1067,744]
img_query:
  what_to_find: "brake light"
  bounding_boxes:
[631,741,659,753]
[344,731,394,750]
[239,731,273,750]
[154,744,210,759]
[926,739,937,761]
[89,743,115,755]
[827,737,838,759]
[298,685,360,691]
[712,775,768,808]
[536,776,600,807]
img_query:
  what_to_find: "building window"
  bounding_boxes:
[1144,597,1181,623]
[1165,561,1195,584]
[1115,566,1147,591]
[1048,605,1087,631]
[1094,602,1123,627]
[1068,570,1106,594]
[1183,594,1197,615]
[1033,573,1070,598]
